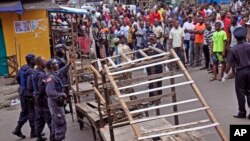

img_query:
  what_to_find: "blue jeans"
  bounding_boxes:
[189,40,194,66]
[184,40,190,63]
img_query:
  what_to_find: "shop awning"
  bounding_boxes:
[48,6,90,15]
[0,1,23,14]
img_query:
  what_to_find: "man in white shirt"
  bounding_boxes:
[152,20,164,45]
[120,22,130,41]
[183,15,194,64]
[169,20,185,65]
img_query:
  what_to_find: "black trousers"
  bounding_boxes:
[146,65,163,97]
[235,67,250,116]
[203,45,210,68]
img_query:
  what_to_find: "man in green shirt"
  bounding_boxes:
[211,22,227,81]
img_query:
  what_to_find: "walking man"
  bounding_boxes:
[13,54,36,139]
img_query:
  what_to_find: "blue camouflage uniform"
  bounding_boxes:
[33,68,52,138]
[46,64,70,141]
[17,64,36,134]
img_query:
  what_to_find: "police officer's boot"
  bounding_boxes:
[12,124,26,139]
[30,128,37,138]
[36,136,47,141]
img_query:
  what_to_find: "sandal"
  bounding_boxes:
[210,77,217,81]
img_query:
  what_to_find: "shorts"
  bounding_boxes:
[212,52,224,63]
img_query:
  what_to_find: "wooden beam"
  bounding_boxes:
[93,87,106,104]
[138,49,148,57]
[109,58,179,76]
[119,81,194,98]
[107,57,117,68]
[89,65,102,80]
[149,46,165,54]
[119,74,184,90]
[142,119,211,134]
[170,49,228,141]
[107,92,176,110]
[116,71,173,86]
[130,98,199,114]
[109,52,170,69]
[130,107,209,124]
[97,58,103,71]
[138,123,219,140]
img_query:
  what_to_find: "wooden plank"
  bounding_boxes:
[97,58,103,71]
[119,74,184,90]
[93,87,106,104]
[107,92,176,110]
[170,49,228,141]
[109,52,170,69]
[107,57,117,68]
[130,98,199,114]
[104,65,142,138]
[89,64,102,80]
[130,107,209,124]
[138,49,148,57]
[149,46,165,54]
[143,119,210,134]
[116,71,173,86]
[138,123,219,140]
[109,58,179,76]
[119,81,194,98]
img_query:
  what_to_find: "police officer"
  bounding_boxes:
[33,57,52,141]
[53,44,71,114]
[223,26,250,119]
[45,59,72,141]
[13,54,36,139]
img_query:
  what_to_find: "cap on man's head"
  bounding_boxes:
[149,33,156,39]
[233,27,247,39]
[25,54,35,61]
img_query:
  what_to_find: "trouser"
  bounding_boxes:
[194,43,203,66]
[95,41,100,58]
[189,40,194,66]
[203,44,210,68]
[184,40,190,63]
[235,67,250,116]
[17,94,35,130]
[51,109,67,141]
[174,47,185,65]
[35,96,52,137]
[146,65,163,97]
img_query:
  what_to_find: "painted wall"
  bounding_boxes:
[0,9,50,72]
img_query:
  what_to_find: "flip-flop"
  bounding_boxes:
[210,77,217,81]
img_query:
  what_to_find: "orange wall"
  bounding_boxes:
[0,10,50,69]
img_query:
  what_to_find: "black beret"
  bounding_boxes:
[233,27,247,39]
[25,54,35,61]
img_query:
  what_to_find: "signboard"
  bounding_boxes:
[14,21,31,33]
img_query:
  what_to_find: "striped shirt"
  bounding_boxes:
[204,30,214,46]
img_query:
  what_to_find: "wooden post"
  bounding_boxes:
[102,72,115,141]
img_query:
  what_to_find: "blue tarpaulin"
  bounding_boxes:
[0,1,23,14]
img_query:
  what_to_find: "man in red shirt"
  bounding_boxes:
[220,11,231,39]
[77,31,93,55]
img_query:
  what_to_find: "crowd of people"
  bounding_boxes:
[71,0,250,81]
[12,1,250,141]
